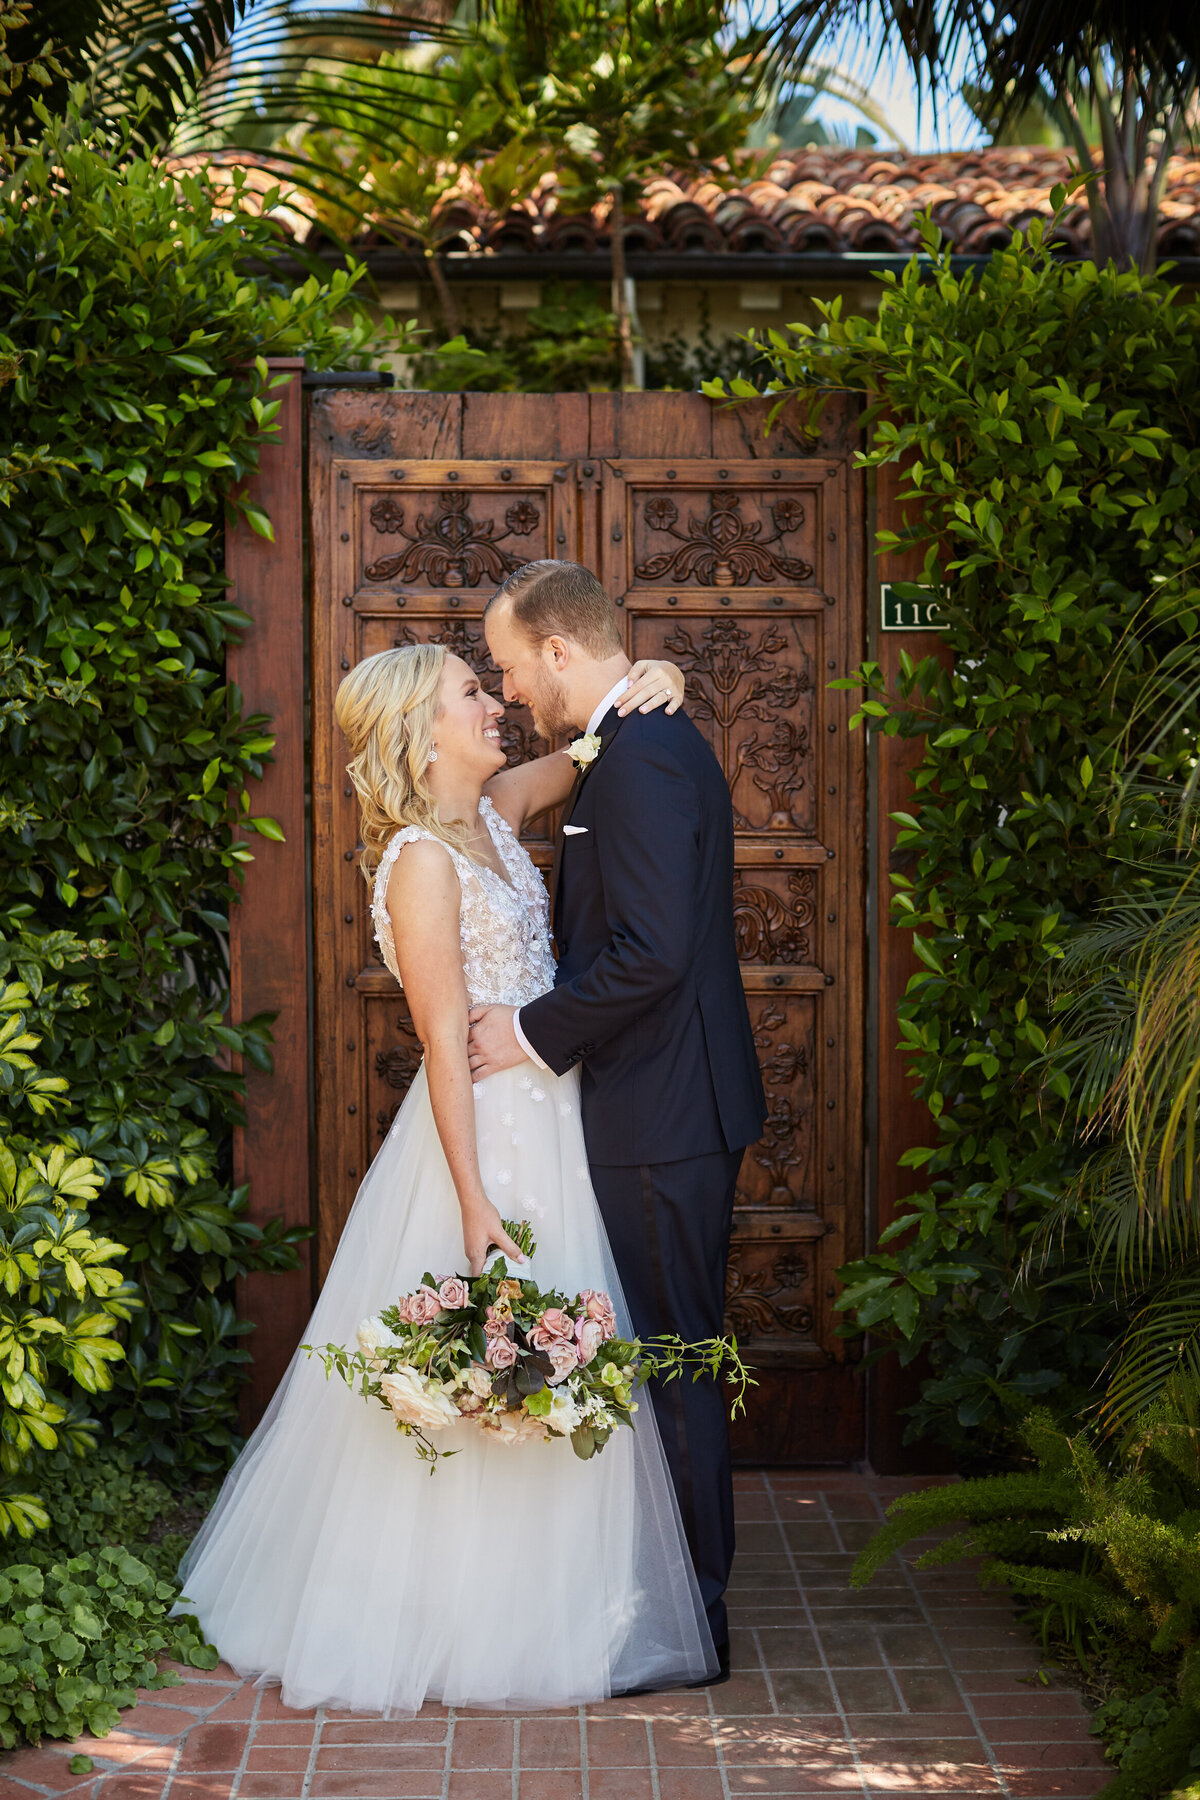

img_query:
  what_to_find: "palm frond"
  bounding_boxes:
[1038,1142,1200,1291]
[751,1,1200,105]
[3,1,463,150]
[1102,1263,1200,1435]
[747,1,983,97]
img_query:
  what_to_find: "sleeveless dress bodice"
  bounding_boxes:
[370,795,555,1008]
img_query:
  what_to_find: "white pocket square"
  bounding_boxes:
[562,825,588,836]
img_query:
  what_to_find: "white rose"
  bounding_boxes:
[546,1390,582,1436]
[480,1410,548,1446]
[379,1366,461,1432]
[357,1315,403,1368]
[567,731,602,770]
[464,1363,493,1397]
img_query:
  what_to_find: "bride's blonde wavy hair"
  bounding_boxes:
[334,644,472,883]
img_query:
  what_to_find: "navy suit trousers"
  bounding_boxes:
[590,1148,743,1653]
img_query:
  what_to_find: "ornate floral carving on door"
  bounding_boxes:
[364,490,542,587]
[634,489,814,586]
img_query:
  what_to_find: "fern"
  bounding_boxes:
[851,1464,1079,1587]
[855,1401,1200,1799]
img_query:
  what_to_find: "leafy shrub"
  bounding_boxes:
[711,208,1200,1448]
[0,111,392,1475]
[414,281,770,393]
[0,971,138,1536]
[852,1400,1200,1798]
[415,283,621,390]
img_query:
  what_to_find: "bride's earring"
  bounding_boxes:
[428,749,438,764]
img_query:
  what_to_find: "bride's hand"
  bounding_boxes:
[619,658,684,717]
[461,1197,527,1278]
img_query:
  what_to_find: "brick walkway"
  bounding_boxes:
[0,1471,1109,1800]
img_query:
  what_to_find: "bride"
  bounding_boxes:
[178,641,720,1713]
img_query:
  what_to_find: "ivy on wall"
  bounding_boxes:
[0,114,388,1478]
[709,207,1200,1445]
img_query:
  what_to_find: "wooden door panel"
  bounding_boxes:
[311,454,577,1274]
[600,454,866,1459]
[626,607,821,836]
[741,994,817,1213]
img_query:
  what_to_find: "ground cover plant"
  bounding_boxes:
[707,200,1200,1452]
[0,1448,218,1748]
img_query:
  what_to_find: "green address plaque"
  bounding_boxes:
[880,583,945,632]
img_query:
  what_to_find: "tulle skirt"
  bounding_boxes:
[177,1058,716,1713]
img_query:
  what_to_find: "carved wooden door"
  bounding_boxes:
[309,391,866,1464]
[599,450,866,1464]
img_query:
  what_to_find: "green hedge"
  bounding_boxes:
[709,210,1200,1447]
[0,113,385,1482]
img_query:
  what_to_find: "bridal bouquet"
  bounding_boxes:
[306,1220,750,1469]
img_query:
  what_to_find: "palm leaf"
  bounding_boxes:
[3,1,462,151]
[1102,1263,1200,1434]
[753,2,1200,103]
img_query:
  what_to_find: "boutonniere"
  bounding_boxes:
[567,732,602,772]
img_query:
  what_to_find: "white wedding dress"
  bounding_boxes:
[178,797,716,1713]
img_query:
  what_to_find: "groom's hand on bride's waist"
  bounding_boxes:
[467,1004,524,1078]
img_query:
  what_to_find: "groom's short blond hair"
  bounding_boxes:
[487,560,622,658]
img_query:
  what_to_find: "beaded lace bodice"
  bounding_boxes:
[371,796,556,1009]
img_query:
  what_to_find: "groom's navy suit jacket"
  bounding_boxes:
[519,704,766,1167]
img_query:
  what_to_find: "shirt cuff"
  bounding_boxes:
[512,1007,550,1071]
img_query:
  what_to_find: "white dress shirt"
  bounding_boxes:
[512,675,630,1069]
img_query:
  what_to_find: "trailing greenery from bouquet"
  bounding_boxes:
[307,1219,753,1469]
[851,1399,1200,1797]
[0,108,396,1478]
[706,198,1200,1448]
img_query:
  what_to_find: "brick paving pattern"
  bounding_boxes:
[0,1471,1108,1800]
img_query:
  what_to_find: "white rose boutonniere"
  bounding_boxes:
[567,732,602,773]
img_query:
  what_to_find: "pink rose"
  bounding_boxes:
[545,1340,579,1385]
[485,1334,517,1371]
[575,1318,604,1365]
[580,1290,617,1338]
[438,1277,469,1310]
[483,1306,510,1338]
[393,1296,415,1324]
[408,1285,443,1325]
[529,1307,575,1351]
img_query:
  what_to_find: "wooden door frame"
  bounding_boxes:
[225,360,313,1428]
[228,383,937,1468]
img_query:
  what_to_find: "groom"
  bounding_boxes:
[469,559,766,1678]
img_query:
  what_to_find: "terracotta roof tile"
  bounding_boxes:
[179,144,1200,259]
